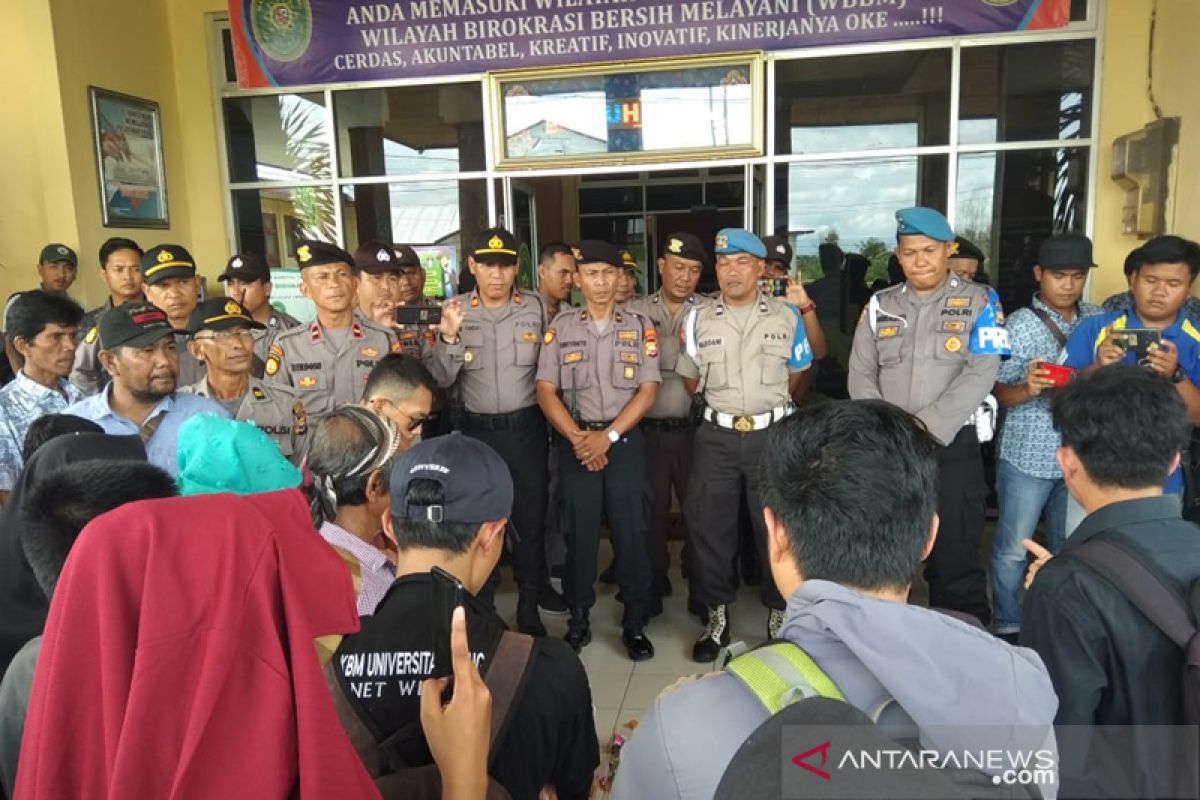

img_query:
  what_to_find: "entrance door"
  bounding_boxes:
[647,209,741,295]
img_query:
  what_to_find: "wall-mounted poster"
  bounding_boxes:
[89,87,169,229]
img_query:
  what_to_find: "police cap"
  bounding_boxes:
[895,207,954,242]
[219,252,270,283]
[714,228,767,258]
[662,232,709,265]
[142,244,197,285]
[353,241,402,275]
[761,235,793,267]
[471,227,519,266]
[950,237,986,265]
[39,243,77,266]
[619,249,639,273]
[573,240,623,269]
[294,240,354,270]
[187,297,266,334]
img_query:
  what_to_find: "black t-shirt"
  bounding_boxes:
[333,573,598,800]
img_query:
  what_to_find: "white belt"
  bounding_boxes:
[703,405,794,432]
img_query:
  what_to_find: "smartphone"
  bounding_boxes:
[771,278,789,297]
[430,566,464,679]
[1118,328,1162,362]
[395,305,442,326]
[1037,361,1074,388]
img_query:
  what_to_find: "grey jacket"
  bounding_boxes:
[612,580,1058,800]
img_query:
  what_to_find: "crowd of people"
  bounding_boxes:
[0,209,1197,799]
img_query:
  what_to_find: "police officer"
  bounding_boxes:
[265,240,397,417]
[949,236,989,285]
[536,240,660,661]
[430,227,555,636]
[627,232,709,603]
[355,241,437,359]
[677,229,814,663]
[71,237,146,395]
[182,297,308,462]
[141,244,206,388]
[848,207,1010,624]
[219,252,300,378]
[616,249,640,305]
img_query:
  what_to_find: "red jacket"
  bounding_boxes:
[15,489,380,799]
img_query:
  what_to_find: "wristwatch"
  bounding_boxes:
[606,428,620,444]
[1172,366,1187,384]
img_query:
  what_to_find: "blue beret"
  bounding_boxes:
[714,228,767,258]
[895,207,954,242]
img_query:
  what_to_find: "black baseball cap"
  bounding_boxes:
[573,240,623,269]
[187,298,266,334]
[394,245,422,269]
[38,243,77,266]
[294,240,354,270]
[219,253,270,282]
[1037,233,1096,270]
[389,432,513,525]
[471,228,519,266]
[951,236,986,264]
[761,235,793,267]
[99,302,187,350]
[142,244,197,285]
[353,241,402,275]
[661,232,709,265]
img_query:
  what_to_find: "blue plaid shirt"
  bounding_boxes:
[0,372,84,490]
[996,295,1101,479]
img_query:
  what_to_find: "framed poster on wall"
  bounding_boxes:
[89,86,169,228]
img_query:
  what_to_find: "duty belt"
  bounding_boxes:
[640,417,698,431]
[579,420,614,431]
[462,405,542,431]
[703,404,794,433]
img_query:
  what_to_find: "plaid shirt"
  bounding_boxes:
[319,520,396,616]
[0,372,84,491]
[996,295,1100,479]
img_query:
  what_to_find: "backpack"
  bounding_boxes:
[1067,536,1200,724]
[719,642,1045,799]
[324,630,535,800]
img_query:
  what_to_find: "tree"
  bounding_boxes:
[856,237,889,260]
[821,228,840,247]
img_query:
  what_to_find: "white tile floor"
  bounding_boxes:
[493,540,776,795]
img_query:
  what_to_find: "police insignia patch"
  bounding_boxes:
[224,300,242,315]
[297,245,312,263]
[264,356,280,376]
[84,326,98,345]
[360,346,380,358]
[157,250,174,263]
[298,376,317,388]
[620,351,638,363]
[877,325,899,338]
[252,386,266,400]
[564,351,583,364]
[522,331,538,342]
[715,234,729,250]
[645,340,659,358]
[940,321,967,333]
[668,238,683,254]
[293,402,308,435]
[390,340,401,353]
[464,350,474,363]
[624,365,635,380]
[944,335,963,353]
[544,328,556,345]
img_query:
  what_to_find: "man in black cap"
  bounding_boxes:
[616,249,641,305]
[64,303,230,476]
[330,432,598,800]
[949,236,989,285]
[762,234,827,362]
[264,240,397,417]
[181,298,307,462]
[353,241,435,359]
[70,238,147,396]
[536,240,660,660]
[140,244,205,388]
[430,227,561,635]
[626,232,709,603]
[34,244,78,296]
[219,252,299,378]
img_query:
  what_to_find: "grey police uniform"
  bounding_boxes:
[676,293,812,612]
[428,288,550,599]
[848,273,1006,623]
[250,307,301,379]
[627,291,708,586]
[182,376,308,462]
[264,318,397,417]
[536,306,661,624]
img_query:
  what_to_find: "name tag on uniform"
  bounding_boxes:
[940,321,966,333]
[946,297,971,309]
[563,351,583,364]
[877,325,899,339]
[618,330,638,341]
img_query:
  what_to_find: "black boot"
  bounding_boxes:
[517,593,547,637]
[564,607,591,653]
[622,623,655,662]
[692,604,730,663]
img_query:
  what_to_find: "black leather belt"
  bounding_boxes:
[462,406,542,431]
[641,417,697,431]
[579,420,614,431]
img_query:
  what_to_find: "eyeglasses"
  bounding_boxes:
[369,396,429,432]
[193,329,254,343]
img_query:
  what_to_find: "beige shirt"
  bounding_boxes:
[264,318,397,416]
[676,293,810,416]
[429,289,547,415]
[182,375,308,461]
[847,274,1002,446]
[537,307,662,422]
[628,291,709,420]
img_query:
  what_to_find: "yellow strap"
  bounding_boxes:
[1093,313,1127,354]
[726,642,845,714]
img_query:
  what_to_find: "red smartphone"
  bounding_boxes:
[1037,361,1074,388]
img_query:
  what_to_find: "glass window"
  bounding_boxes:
[232,186,336,268]
[579,186,643,215]
[775,50,951,155]
[959,40,1095,145]
[647,183,702,212]
[224,94,330,183]
[705,179,744,209]
[956,147,1089,312]
[221,28,237,85]
[495,57,759,166]
[334,84,485,177]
